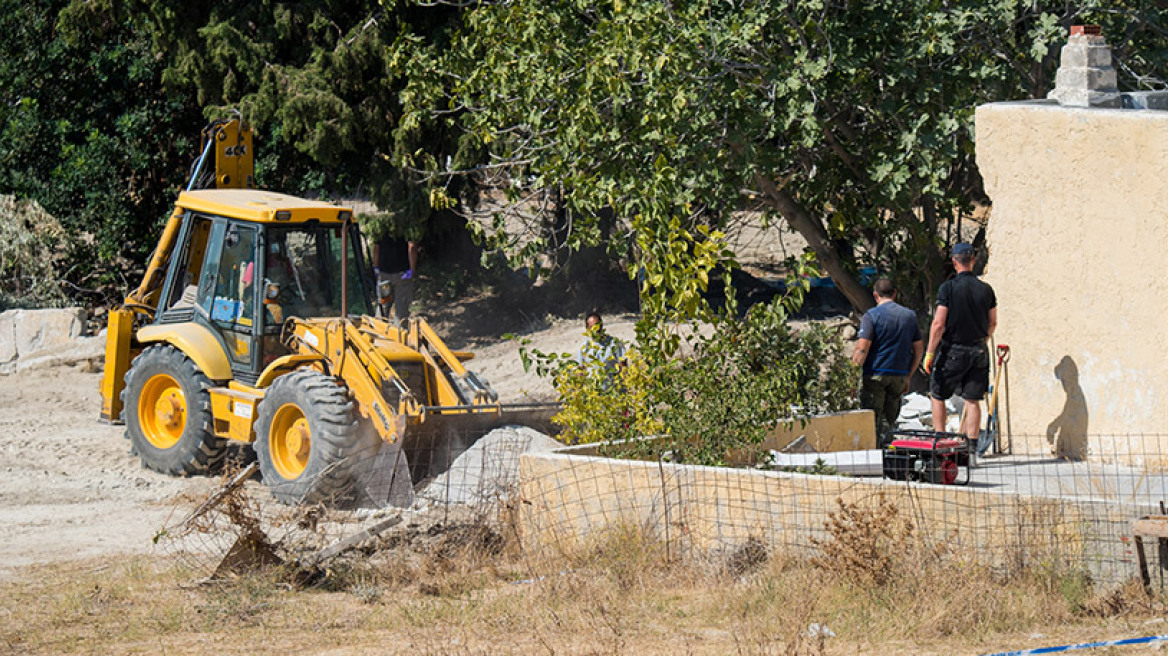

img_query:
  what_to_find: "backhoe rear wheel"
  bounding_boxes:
[253,369,377,506]
[123,344,227,476]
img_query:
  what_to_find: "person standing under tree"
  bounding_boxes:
[851,278,923,447]
[923,242,998,454]
[374,233,418,323]
[576,311,625,371]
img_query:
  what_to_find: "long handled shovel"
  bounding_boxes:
[979,344,1010,456]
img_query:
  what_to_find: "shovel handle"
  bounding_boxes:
[996,344,1010,365]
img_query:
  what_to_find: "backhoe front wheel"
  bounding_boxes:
[253,369,378,506]
[123,345,226,476]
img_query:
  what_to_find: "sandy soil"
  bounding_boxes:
[0,313,635,580]
[0,363,216,579]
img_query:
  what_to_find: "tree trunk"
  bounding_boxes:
[754,173,874,314]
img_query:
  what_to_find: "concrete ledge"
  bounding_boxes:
[761,409,875,453]
[554,410,876,459]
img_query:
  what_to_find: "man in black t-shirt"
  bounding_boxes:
[375,235,418,322]
[923,242,997,449]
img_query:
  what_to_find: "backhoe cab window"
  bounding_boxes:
[165,216,212,312]
[264,224,370,320]
[206,224,258,365]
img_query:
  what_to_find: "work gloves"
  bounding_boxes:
[373,268,415,280]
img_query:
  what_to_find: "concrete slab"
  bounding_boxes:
[770,449,883,477]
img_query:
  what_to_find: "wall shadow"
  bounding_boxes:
[1046,355,1089,460]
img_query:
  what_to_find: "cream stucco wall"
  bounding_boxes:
[517,451,1141,583]
[976,101,1168,462]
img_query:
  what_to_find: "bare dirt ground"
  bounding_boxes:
[0,363,214,580]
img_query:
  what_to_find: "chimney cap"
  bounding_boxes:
[1070,25,1103,37]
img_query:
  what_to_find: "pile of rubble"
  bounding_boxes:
[416,425,562,507]
[896,392,964,433]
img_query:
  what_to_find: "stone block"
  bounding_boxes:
[0,312,16,365]
[1050,87,1122,108]
[4,335,104,375]
[1060,44,1112,68]
[1055,66,1117,91]
[1068,32,1107,47]
[6,308,86,359]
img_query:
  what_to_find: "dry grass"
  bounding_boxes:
[3,507,1165,656]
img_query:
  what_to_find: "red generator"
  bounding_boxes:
[882,429,971,485]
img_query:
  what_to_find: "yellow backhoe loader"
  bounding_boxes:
[100,119,557,507]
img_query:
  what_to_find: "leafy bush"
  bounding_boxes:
[523,223,858,466]
[547,347,664,447]
[635,304,857,466]
[0,196,72,309]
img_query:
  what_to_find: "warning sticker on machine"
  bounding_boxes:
[233,403,253,419]
[302,330,320,348]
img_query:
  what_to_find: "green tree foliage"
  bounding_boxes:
[61,0,473,241]
[401,0,1168,313]
[6,0,1166,311]
[0,0,202,298]
[528,294,858,467]
[522,223,857,466]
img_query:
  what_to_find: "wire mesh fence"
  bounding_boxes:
[155,425,1168,591]
[155,424,558,579]
[516,432,1168,589]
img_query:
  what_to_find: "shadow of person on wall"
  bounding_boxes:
[1046,355,1089,460]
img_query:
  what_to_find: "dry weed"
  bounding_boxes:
[28,474,1157,655]
[568,521,675,591]
[725,536,770,578]
[811,493,915,586]
[4,541,1168,655]
[1080,577,1155,617]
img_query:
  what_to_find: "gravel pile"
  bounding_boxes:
[416,425,562,507]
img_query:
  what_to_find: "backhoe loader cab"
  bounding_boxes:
[101,120,557,508]
[152,191,372,378]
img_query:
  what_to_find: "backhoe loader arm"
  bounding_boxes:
[125,205,186,314]
[125,120,255,315]
[355,316,498,405]
[287,318,422,445]
[414,319,498,404]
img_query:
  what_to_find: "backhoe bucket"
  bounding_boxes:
[353,440,416,508]
[401,403,561,485]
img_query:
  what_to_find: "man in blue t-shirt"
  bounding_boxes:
[852,278,924,446]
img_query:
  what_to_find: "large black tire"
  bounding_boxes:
[123,344,227,476]
[253,369,379,506]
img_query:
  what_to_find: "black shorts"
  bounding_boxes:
[929,343,989,401]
